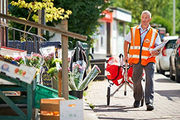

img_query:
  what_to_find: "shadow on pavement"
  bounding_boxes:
[155,90,180,101]
[95,105,125,108]
[92,105,145,113]
[98,117,134,120]
[98,116,176,120]
[93,105,126,113]
[155,78,174,83]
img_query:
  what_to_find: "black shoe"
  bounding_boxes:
[133,101,140,108]
[146,104,154,111]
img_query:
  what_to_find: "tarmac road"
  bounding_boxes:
[84,72,180,120]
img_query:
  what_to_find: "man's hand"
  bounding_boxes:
[150,50,160,57]
[124,56,128,63]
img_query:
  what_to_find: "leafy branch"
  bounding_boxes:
[10,0,72,41]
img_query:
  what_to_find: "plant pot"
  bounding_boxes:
[69,90,83,99]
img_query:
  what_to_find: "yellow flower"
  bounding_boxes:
[42,3,47,8]
[27,3,33,9]
[59,16,64,20]
[11,0,72,23]
[11,1,15,5]
[66,10,72,15]
[64,15,69,18]
[59,8,65,13]
[19,17,27,21]
[37,2,43,9]
[21,1,26,7]
[24,3,28,8]
[54,16,57,21]
[4,55,11,59]
[32,15,39,22]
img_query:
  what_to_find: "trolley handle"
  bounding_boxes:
[120,64,132,69]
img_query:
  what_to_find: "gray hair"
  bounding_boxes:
[141,10,151,18]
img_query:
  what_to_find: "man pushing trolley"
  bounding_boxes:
[124,10,162,111]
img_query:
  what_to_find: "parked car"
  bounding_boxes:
[169,36,180,83]
[156,36,178,75]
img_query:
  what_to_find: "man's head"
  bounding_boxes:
[141,10,152,29]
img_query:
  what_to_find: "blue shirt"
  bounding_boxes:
[125,25,161,46]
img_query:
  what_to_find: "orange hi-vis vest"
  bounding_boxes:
[128,25,158,66]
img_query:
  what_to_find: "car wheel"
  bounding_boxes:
[156,65,160,73]
[169,60,175,80]
[175,67,180,83]
[159,65,165,75]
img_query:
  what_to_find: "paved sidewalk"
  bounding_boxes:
[84,72,180,120]
[84,102,99,120]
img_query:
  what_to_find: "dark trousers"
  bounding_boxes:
[132,62,155,105]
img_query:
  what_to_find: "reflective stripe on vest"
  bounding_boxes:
[129,55,149,59]
[130,46,153,51]
[132,27,136,50]
[149,28,157,49]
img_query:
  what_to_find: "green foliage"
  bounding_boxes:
[8,0,36,33]
[53,0,111,48]
[8,0,71,41]
[112,0,169,24]
[8,0,110,48]
[112,0,180,35]
[176,0,180,35]
[151,16,173,35]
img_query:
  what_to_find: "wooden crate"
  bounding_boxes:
[40,98,65,120]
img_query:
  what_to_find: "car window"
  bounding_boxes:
[165,39,177,49]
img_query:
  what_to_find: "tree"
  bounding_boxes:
[53,0,111,48]
[112,0,180,35]
[9,0,111,48]
[151,16,172,35]
[112,0,169,23]
[8,0,72,41]
[176,0,180,34]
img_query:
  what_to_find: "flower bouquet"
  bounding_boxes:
[68,60,101,92]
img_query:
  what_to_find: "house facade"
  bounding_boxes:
[92,7,132,59]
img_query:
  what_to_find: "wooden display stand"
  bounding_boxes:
[40,98,65,120]
[0,47,37,120]
[0,46,27,57]
[0,73,35,120]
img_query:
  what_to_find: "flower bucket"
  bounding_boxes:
[69,64,101,91]
[69,90,83,99]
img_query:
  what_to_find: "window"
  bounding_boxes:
[166,39,177,49]
[100,24,105,35]
[118,22,124,36]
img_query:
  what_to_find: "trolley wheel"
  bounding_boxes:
[124,91,127,96]
[107,87,111,106]
[141,97,144,107]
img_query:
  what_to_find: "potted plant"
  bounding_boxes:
[68,60,101,99]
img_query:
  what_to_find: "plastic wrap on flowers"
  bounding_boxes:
[68,60,86,91]
[78,65,101,91]
[69,77,78,90]
[72,60,86,87]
